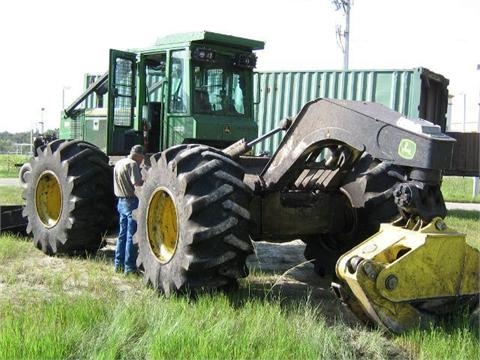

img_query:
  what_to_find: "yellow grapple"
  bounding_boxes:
[333,218,480,333]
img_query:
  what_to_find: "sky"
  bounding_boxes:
[0,0,479,133]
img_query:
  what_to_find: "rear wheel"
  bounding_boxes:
[304,195,360,276]
[23,139,114,254]
[134,144,253,295]
[304,155,400,276]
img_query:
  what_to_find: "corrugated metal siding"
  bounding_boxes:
[253,68,448,155]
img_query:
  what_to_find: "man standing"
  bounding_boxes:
[113,144,145,274]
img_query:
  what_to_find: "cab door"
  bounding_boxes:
[107,49,138,155]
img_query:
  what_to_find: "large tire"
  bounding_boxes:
[134,144,253,295]
[304,154,401,276]
[22,139,115,254]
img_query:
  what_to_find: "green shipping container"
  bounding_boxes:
[253,67,449,155]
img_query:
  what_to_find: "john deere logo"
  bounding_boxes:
[398,139,416,160]
[224,124,231,134]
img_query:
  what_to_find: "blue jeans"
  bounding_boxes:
[115,197,139,273]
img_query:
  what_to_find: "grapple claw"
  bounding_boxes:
[334,218,480,333]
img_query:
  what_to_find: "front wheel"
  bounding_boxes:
[134,144,253,295]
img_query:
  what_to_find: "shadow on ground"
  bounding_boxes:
[243,240,361,326]
[97,236,361,326]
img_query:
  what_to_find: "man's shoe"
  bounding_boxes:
[125,269,141,277]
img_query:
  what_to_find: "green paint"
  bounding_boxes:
[398,139,417,160]
[61,31,264,156]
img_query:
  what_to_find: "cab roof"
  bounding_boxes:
[155,31,265,51]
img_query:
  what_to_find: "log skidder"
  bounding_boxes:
[18,97,478,334]
[134,144,254,295]
[23,139,115,254]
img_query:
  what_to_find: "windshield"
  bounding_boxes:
[193,61,249,116]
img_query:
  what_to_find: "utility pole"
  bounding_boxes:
[39,107,45,135]
[344,1,350,70]
[332,0,352,70]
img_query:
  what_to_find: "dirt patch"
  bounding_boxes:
[246,240,361,326]
[99,237,359,324]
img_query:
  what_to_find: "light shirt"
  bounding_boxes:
[113,156,142,198]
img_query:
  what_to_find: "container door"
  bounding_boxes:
[108,49,137,155]
[418,68,449,131]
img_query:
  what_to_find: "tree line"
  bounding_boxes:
[0,130,58,154]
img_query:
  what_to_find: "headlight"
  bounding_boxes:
[233,53,257,69]
[193,47,216,62]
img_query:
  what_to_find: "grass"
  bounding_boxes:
[399,317,479,360]
[0,290,397,360]
[0,186,24,205]
[442,176,480,203]
[396,210,480,360]
[445,209,480,248]
[0,154,29,178]
[0,234,405,360]
[0,211,479,360]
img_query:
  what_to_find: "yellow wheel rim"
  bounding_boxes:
[147,188,178,263]
[35,171,62,228]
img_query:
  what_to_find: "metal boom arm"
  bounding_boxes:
[63,72,108,118]
[260,98,455,192]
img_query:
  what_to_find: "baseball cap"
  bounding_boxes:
[130,144,145,155]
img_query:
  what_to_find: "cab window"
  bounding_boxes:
[193,61,248,116]
[170,50,188,113]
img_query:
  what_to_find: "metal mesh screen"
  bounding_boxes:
[113,58,134,126]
